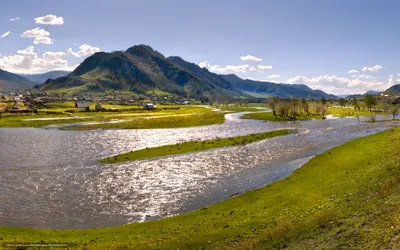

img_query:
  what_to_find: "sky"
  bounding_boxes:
[1,0,400,95]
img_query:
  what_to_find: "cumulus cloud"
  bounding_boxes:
[67,44,100,58]
[198,61,272,73]
[9,17,19,21]
[0,31,11,39]
[21,27,53,44]
[239,55,262,62]
[362,65,383,72]
[268,74,280,78]
[0,46,76,74]
[347,69,358,73]
[34,14,64,25]
[287,75,392,95]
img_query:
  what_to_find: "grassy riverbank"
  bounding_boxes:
[241,111,322,122]
[2,127,400,249]
[100,129,292,164]
[328,107,384,117]
[65,112,225,130]
[0,106,225,129]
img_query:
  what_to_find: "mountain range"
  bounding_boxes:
[1,44,364,101]
[0,68,36,90]
[21,71,71,84]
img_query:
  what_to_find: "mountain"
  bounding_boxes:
[167,56,244,97]
[364,90,381,95]
[22,70,70,84]
[39,45,236,102]
[384,85,400,95]
[0,68,36,90]
[221,74,338,99]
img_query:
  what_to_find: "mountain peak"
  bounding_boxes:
[126,44,163,59]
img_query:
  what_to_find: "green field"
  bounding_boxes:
[65,112,225,130]
[100,129,292,164]
[328,107,384,117]
[241,111,322,122]
[2,127,400,249]
[0,105,226,129]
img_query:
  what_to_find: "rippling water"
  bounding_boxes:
[0,113,395,229]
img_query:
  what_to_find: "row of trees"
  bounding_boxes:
[268,97,327,120]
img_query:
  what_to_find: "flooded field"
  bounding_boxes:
[0,113,395,229]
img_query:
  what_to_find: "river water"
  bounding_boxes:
[0,113,395,229]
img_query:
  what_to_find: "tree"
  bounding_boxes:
[321,97,327,105]
[267,97,280,118]
[351,98,359,111]
[364,94,377,111]
[338,98,346,107]
[390,104,399,120]
[301,98,309,114]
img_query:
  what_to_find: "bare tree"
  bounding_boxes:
[390,104,399,120]
[267,97,280,118]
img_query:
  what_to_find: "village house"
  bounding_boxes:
[143,103,156,110]
[75,101,90,111]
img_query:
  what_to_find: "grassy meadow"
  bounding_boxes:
[100,129,291,164]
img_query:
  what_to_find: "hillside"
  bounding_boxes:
[222,74,338,99]
[22,70,70,84]
[0,68,36,90]
[39,45,235,102]
[384,84,400,95]
[168,56,244,97]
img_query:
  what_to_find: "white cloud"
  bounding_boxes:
[0,46,75,74]
[268,74,280,78]
[239,55,262,62]
[357,75,376,80]
[388,74,397,86]
[0,31,11,39]
[9,17,19,21]
[67,44,100,58]
[33,36,53,44]
[347,69,358,73]
[362,65,383,72]
[21,27,53,44]
[198,61,272,73]
[351,75,357,78]
[198,61,211,69]
[34,14,64,25]
[287,75,392,95]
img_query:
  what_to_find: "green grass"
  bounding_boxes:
[100,129,292,164]
[65,112,226,130]
[328,107,385,117]
[0,106,223,129]
[219,106,263,112]
[2,127,400,249]
[241,111,322,121]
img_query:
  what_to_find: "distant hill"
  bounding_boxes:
[364,90,381,95]
[221,74,338,99]
[22,70,70,84]
[0,68,36,90]
[384,85,400,95]
[38,45,238,102]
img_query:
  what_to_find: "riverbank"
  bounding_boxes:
[100,129,291,164]
[1,126,399,249]
[0,106,225,129]
[241,111,322,121]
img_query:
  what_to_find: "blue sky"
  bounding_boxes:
[0,0,399,94]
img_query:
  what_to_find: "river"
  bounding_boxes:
[0,113,395,229]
